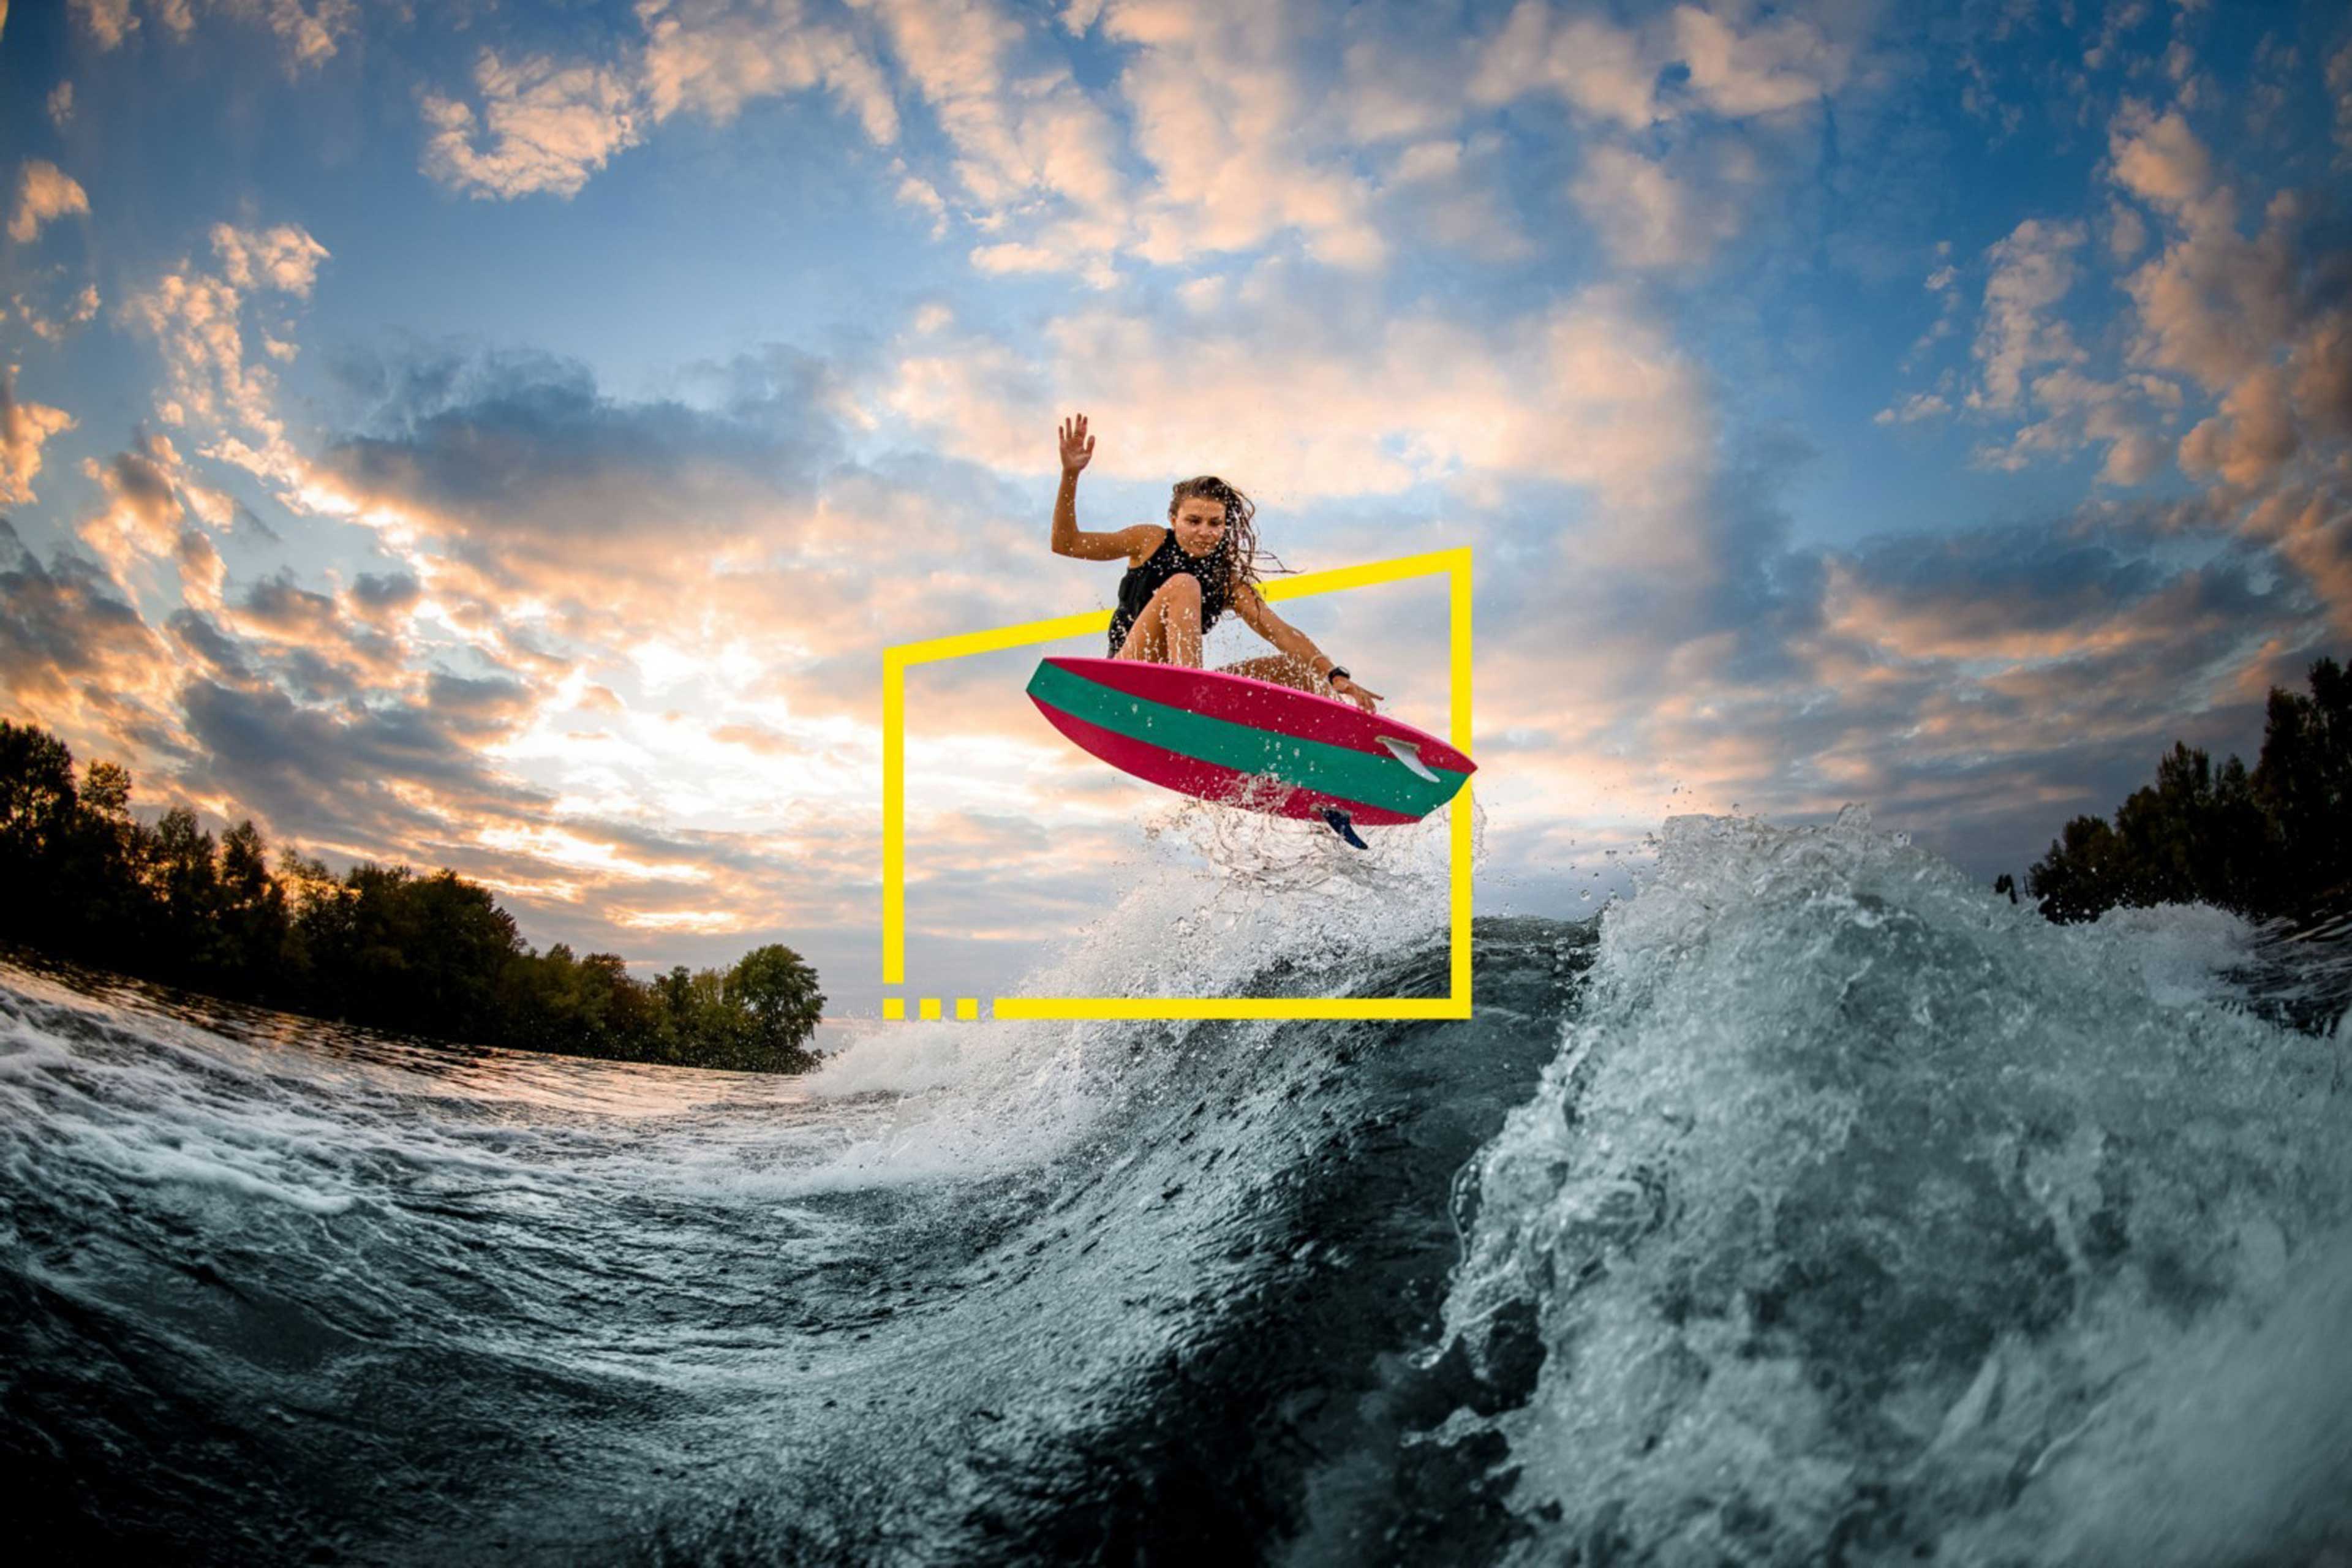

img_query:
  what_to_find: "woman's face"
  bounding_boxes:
[1170,496,1229,558]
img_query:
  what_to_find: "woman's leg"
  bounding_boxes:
[1216,653,1324,693]
[1112,573,1203,665]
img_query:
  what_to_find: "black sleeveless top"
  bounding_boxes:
[1106,529,1236,654]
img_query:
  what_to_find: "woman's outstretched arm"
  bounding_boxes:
[1049,413,1153,561]
[1229,584,1385,712]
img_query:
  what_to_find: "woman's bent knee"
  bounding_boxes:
[1152,572,1202,607]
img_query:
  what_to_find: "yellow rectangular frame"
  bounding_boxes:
[883,545,1471,1020]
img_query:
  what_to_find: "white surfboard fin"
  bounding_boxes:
[1378,736,1441,783]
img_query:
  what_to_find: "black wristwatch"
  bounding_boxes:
[1324,665,1351,685]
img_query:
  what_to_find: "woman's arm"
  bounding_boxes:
[1231,584,1384,712]
[1049,413,1156,562]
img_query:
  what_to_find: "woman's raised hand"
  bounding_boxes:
[1058,413,1095,475]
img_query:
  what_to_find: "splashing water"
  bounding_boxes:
[2,808,2345,1564]
[1441,810,2352,1566]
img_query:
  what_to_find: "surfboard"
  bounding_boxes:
[1025,657,1474,843]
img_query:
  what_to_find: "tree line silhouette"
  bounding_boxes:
[0,719,826,1072]
[2009,656,2350,924]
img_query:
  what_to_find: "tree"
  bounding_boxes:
[61,759,144,949]
[2251,656,2350,911]
[0,716,829,1073]
[151,806,227,981]
[218,821,290,997]
[0,720,77,927]
[2026,657,2348,924]
[2028,815,2132,923]
[725,943,826,1071]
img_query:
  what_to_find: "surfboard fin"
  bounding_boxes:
[1378,736,1442,783]
[1320,806,1370,850]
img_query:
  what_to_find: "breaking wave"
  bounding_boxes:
[2,809,2344,1564]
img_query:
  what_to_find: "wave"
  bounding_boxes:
[1442,811,2352,1567]
[1,809,2344,1564]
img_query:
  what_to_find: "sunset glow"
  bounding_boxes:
[4,0,2348,1011]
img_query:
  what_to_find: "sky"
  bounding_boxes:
[1,0,2348,1015]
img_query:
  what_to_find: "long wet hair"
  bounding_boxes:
[1168,475,1287,595]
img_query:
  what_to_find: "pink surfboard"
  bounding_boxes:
[1025,657,1474,839]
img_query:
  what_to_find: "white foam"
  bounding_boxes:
[2087,902,2263,1007]
[770,797,1470,1192]
[1440,810,2352,1562]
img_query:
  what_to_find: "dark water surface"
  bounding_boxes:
[4,813,2349,1564]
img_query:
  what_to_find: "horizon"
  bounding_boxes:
[3,0,2349,1013]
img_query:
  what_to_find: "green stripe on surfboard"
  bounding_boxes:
[1027,660,1468,818]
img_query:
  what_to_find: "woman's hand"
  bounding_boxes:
[1331,674,1383,713]
[1058,412,1095,476]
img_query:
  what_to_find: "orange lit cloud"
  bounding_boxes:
[883,279,1712,521]
[0,368,75,506]
[9,160,89,246]
[69,0,351,69]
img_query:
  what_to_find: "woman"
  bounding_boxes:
[1047,412,1384,714]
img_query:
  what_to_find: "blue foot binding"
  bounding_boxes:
[1319,806,1369,850]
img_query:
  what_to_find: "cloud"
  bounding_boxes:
[2092,99,2352,630]
[1469,0,1855,127]
[0,521,179,753]
[422,52,644,201]
[174,673,555,849]
[1670,2,1852,117]
[858,0,1121,219]
[1096,0,1382,270]
[881,278,1712,521]
[72,429,197,588]
[1469,3,1660,127]
[209,221,329,295]
[1894,246,1965,367]
[318,345,845,563]
[1569,142,1751,270]
[416,0,1852,276]
[2175,316,2352,633]
[1897,91,2345,519]
[1382,135,1531,261]
[0,504,609,891]
[2177,361,2298,487]
[68,0,137,49]
[1822,522,2181,663]
[2108,99,2216,215]
[1567,513,2331,873]
[2110,110,2298,393]
[123,271,246,426]
[6,283,102,345]
[348,568,422,617]
[214,0,355,71]
[639,0,899,140]
[9,160,91,244]
[301,341,1058,747]
[186,578,412,706]
[2105,198,2147,262]
[1967,217,2087,413]
[46,82,74,130]
[1874,391,1950,425]
[0,366,76,505]
[1974,366,2177,484]
[419,1,903,203]
[119,221,330,486]
[967,241,1065,274]
[67,0,349,69]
